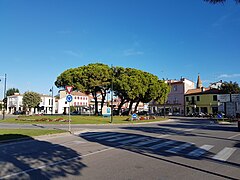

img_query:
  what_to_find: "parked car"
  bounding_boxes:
[13,111,24,115]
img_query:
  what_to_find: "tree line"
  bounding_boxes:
[55,63,170,115]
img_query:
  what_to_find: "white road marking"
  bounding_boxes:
[227,134,240,139]
[166,142,194,154]
[149,140,177,150]
[212,147,236,161]
[188,145,214,157]
[132,139,160,147]
[83,132,115,138]
[96,134,125,140]
[119,137,146,144]
[107,135,136,142]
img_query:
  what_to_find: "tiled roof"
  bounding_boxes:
[71,91,89,96]
[185,88,223,95]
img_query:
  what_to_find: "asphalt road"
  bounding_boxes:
[0,118,240,180]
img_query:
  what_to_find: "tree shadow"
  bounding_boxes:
[0,135,86,179]
[121,126,192,136]
[159,121,239,132]
[121,125,240,144]
[80,131,240,180]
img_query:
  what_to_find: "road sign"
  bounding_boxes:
[66,95,73,102]
[132,113,137,119]
[66,86,73,94]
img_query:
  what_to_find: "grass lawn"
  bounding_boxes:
[0,129,66,141]
[0,115,167,125]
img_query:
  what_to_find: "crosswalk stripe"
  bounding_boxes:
[97,134,126,140]
[212,147,236,161]
[119,137,146,144]
[107,135,137,142]
[132,139,160,147]
[187,145,213,157]
[166,142,194,154]
[84,132,115,138]
[149,140,177,150]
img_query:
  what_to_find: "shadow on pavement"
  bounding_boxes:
[161,119,238,132]
[80,131,239,180]
[121,125,240,143]
[0,135,86,179]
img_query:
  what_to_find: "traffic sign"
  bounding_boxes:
[66,86,73,94]
[66,95,73,102]
[132,113,137,119]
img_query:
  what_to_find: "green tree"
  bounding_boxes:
[113,67,170,115]
[55,63,112,115]
[221,81,240,94]
[6,88,20,96]
[22,91,41,114]
[2,88,20,110]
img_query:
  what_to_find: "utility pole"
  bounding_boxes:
[2,74,7,120]
[50,86,54,115]
[110,65,114,123]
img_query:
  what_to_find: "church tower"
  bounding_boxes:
[196,74,202,89]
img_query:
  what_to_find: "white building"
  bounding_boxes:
[57,90,90,114]
[149,78,195,116]
[7,93,56,114]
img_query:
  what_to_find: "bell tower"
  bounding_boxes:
[196,74,202,89]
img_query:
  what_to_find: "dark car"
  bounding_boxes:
[13,111,24,115]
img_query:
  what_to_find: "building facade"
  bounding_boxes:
[57,90,91,114]
[185,88,222,116]
[7,93,56,114]
[149,78,195,116]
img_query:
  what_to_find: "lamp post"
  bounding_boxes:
[49,86,54,115]
[0,74,7,120]
[110,65,114,123]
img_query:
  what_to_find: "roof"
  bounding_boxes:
[185,88,223,95]
[71,91,89,96]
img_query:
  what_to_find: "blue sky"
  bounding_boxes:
[1,0,240,98]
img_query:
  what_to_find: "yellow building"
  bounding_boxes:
[185,88,222,116]
[185,75,223,116]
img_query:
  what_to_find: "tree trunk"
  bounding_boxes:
[100,90,106,114]
[117,97,127,115]
[134,100,140,113]
[128,100,134,115]
[92,91,98,115]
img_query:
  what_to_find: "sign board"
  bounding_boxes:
[231,94,240,102]
[102,106,111,117]
[66,86,73,94]
[132,113,137,119]
[66,95,73,102]
[226,102,236,117]
[218,94,230,103]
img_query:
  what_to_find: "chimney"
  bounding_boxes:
[201,87,205,92]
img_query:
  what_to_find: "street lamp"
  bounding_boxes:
[110,65,117,123]
[0,74,7,120]
[49,86,54,115]
[110,65,114,123]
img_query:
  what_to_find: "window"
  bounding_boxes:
[186,97,189,102]
[197,96,200,101]
[173,85,177,91]
[213,95,217,101]
[49,99,51,105]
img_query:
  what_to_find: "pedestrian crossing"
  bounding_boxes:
[81,132,238,162]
